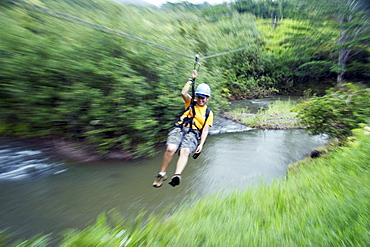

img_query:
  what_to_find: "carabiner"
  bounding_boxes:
[194,54,201,71]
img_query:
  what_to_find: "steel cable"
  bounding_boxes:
[5,0,260,60]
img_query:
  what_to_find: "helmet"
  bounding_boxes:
[195,83,211,97]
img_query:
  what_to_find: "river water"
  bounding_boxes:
[0,97,328,242]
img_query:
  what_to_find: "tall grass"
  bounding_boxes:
[4,129,369,246]
[125,129,369,246]
[230,100,303,129]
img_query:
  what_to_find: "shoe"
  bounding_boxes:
[153,174,167,188]
[169,174,181,187]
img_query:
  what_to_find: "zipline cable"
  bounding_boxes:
[4,0,261,61]
[5,0,194,59]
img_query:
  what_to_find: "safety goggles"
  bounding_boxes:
[196,95,207,100]
[196,94,208,100]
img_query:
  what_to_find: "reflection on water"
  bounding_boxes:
[0,129,328,241]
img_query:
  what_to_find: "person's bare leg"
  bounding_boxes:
[159,144,178,173]
[174,148,190,175]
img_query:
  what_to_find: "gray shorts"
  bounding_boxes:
[166,127,199,153]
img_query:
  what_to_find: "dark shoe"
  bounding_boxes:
[169,174,181,187]
[153,174,167,188]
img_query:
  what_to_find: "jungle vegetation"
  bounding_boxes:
[1,0,369,158]
[0,0,369,246]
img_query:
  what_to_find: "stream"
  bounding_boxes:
[0,96,328,242]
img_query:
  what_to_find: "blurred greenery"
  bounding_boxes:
[0,0,369,157]
[0,0,370,245]
[0,0,229,157]
[298,83,370,140]
[229,100,303,129]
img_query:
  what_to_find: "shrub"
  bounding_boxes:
[298,83,370,140]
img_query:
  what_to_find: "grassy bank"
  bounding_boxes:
[222,100,304,129]
[120,129,369,246]
[7,128,369,246]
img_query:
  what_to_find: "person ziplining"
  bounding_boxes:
[7,0,262,188]
[153,57,214,188]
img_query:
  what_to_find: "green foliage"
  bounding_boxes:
[0,0,266,157]
[346,49,370,81]
[298,83,370,139]
[0,231,10,247]
[219,47,278,99]
[229,100,303,129]
[232,0,318,20]
[0,3,178,157]
[9,234,51,247]
[295,0,370,84]
[194,12,268,100]
[59,212,131,247]
[0,0,215,157]
[257,18,338,94]
[0,0,369,158]
[233,0,280,19]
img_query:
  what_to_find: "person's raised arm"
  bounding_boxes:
[182,70,197,104]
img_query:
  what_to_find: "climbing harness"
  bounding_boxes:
[175,106,211,159]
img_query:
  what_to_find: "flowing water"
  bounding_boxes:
[0,97,328,242]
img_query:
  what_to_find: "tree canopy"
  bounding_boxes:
[0,0,369,158]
